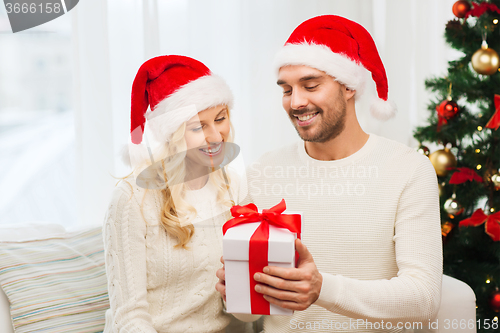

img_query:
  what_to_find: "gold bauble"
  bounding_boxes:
[471,42,500,75]
[429,148,457,177]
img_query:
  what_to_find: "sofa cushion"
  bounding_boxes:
[0,226,109,333]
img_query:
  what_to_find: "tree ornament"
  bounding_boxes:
[441,221,454,237]
[485,94,500,131]
[436,84,460,131]
[449,167,483,184]
[429,148,457,177]
[452,0,471,18]
[484,168,500,190]
[490,289,500,312]
[460,209,500,241]
[492,171,500,191]
[444,193,464,217]
[417,145,430,156]
[472,40,500,75]
[465,2,500,19]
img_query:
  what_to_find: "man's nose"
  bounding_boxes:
[290,90,308,110]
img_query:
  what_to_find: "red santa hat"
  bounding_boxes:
[130,55,234,144]
[273,15,396,120]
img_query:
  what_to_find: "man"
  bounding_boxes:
[216,15,442,332]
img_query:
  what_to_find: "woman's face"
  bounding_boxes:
[184,104,230,170]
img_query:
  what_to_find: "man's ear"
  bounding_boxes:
[343,86,356,101]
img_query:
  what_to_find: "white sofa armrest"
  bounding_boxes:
[416,274,476,333]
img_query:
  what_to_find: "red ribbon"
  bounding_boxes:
[449,167,483,184]
[465,2,500,18]
[223,199,301,314]
[459,209,500,241]
[485,95,500,131]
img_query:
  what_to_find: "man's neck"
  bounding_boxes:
[304,123,369,161]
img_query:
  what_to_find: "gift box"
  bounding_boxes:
[222,200,301,316]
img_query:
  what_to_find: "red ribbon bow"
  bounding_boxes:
[459,209,500,241]
[485,95,500,131]
[223,199,301,314]
[449,167,483,184]
[465,2,500,18]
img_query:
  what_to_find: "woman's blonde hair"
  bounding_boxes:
[124,107,235,249]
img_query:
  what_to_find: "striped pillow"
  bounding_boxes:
[0,227,109,333]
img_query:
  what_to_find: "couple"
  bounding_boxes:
[103,15,442,333]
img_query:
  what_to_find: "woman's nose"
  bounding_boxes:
[203,125,222,144]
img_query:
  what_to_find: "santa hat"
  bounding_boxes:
[130,55,234,144]
[273,15,396,120]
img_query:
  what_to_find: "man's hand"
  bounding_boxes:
[254,238,322,311]
[215,256,227,302]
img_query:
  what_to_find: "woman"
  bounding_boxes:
[103,55,248,333]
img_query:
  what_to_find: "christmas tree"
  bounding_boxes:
[413,1,500,331]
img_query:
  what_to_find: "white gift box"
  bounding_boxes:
[223,221,298,315]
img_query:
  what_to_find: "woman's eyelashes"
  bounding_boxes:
[189,117,226,132]
[190,126,203,132]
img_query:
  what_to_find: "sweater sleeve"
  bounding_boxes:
[103,183,158,333]
[314,158,443,323]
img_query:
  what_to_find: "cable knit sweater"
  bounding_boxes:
[236,134,443,333]
[102,177,236,333]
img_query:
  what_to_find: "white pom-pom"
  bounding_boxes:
[370,97,397,121]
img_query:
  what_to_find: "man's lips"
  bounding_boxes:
[293,112,319,126]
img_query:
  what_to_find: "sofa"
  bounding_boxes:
[0,223,477,333]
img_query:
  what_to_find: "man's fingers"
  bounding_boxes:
[295,238,312,263]
[261,265,303,281]
[220,256,225,265]
[262,294,308,311]
[255,283,306,303]
[254,271,304,292]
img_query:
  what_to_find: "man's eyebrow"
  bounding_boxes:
[299,75,323,82]
[277,75,324,86]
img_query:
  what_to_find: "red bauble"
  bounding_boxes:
[490,290,500,312]
[437,100,460,120]
[453,0,471,18]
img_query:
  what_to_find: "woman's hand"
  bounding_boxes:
[215,256,227,302]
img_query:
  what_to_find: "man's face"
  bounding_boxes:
[277,65,347,143]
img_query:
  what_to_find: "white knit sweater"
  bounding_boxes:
[239,134,443,333]
[103,177,244,333]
